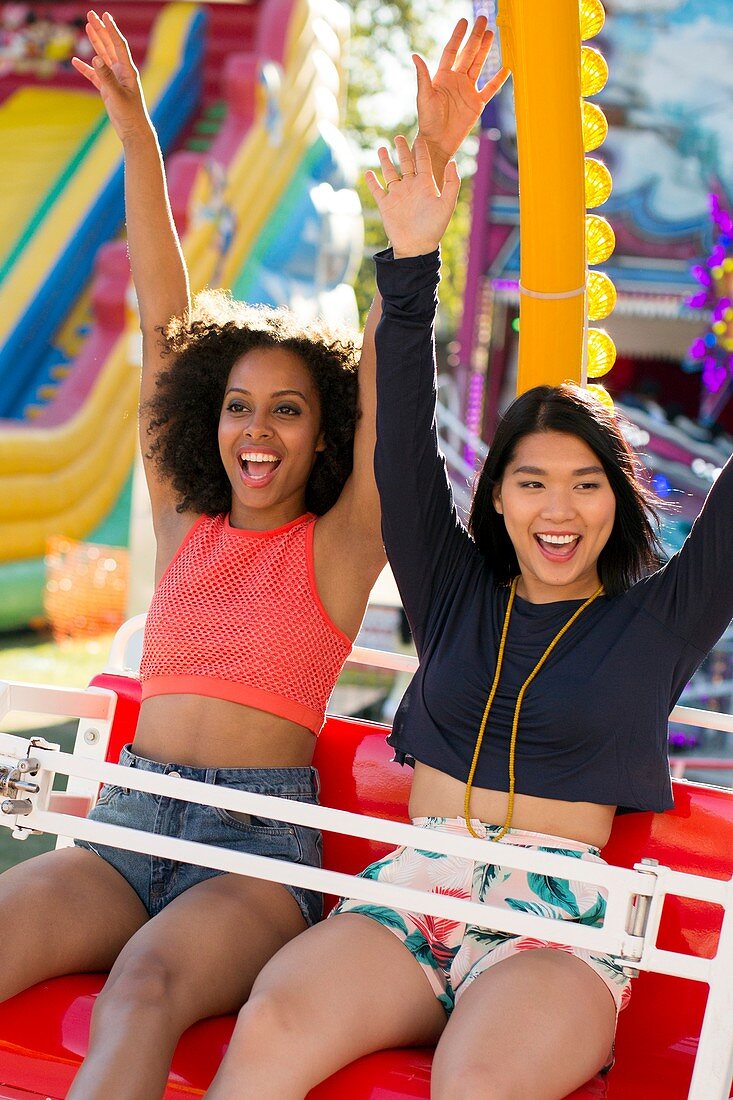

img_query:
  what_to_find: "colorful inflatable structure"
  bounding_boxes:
[0,0,361,630]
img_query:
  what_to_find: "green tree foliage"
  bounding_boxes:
[342,0,473,335]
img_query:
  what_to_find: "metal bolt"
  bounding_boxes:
[17,758,40,775]
[1,798,33,816]
[84,728,100,746]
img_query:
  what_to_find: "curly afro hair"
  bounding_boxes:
[144,290,360,517]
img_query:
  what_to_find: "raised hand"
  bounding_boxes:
[71,10,150,142]
[365,135,460,260]
[414,16,509,179]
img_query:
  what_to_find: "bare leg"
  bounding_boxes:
[431,949,616,1100]
[68,873,308,1100]
[0,847,148,1001]
[206,913,447,1100]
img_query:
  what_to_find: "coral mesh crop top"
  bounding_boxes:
[139,512,352,733]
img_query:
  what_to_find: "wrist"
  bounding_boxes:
[120,115,158,152]
[417,132,453,176]
[392,243,441,260]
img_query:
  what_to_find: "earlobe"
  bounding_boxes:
[315,432,327,454]
[492,488,503,515]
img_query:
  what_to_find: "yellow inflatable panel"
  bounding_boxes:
[0,3,199,350]
[0,88,102,269]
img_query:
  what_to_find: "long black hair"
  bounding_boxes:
[469,384,663,596]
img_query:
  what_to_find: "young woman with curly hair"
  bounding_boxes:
[0,11,504,1100]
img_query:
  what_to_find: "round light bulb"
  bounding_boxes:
[713,320,727,336]
[587,383,614,412]
[582,101,608,152]
[581,46,608,97]
[587,328,616,378]
[586,214,615,265]
[585,158,612,208]
[587,271,617,321]
[580,0,605,40]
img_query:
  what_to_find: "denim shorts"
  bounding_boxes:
[75,745,322,925]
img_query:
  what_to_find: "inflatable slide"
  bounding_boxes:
[0,0,361,629]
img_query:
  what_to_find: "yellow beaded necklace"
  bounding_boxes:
[463,575,604,840]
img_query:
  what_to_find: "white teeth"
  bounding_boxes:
[537,534,579,545]
[241,452,279,463]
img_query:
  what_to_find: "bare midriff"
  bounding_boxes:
[409,761,617,849]
[131,694,316,770]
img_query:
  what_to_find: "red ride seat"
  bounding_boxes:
[0,677,731,1099]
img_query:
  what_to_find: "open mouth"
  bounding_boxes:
[238,451,282,487]
[534,533,581,562]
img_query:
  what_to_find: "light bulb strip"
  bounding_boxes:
[581,1,616,410]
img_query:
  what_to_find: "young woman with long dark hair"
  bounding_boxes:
[206,135,733,1100]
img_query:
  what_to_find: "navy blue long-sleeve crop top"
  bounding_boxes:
[374,248,733,814]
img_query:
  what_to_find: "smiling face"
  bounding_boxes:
[492,430,616,603]
[218,346,325,530]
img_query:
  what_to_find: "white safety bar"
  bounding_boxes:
[0,705,732,1098]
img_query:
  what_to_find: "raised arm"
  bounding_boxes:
[364,137,477,646]
[414,16,509,184]
[314,18,509,637]
[73,11,190,526]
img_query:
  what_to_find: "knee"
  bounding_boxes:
[94,954,174,1019]
[230,987,307,1058]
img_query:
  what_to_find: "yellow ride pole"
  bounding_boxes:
[498,0,616,403]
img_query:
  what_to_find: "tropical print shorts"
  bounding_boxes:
[331,817,632,1021]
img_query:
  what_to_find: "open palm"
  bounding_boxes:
[415,17,509,169]
[366,136,460,259]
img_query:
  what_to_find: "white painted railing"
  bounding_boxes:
[2,615,733,1097]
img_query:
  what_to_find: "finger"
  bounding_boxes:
[479,65,510,104]
[377,146,399,186]
[441,159,461,207]
[437,18,469,73]
[467,29,494,82]
[71,55,102,90]
[412,136,433,179]
[86,13,118,68]
[394,135,416,178]
[103,11,135,68]
[364,169,386,204]
[455,15,489,74]
[412,54,433,101]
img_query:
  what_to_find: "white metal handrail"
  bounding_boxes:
[0,722,731,1098]
[0,731,724,964]
[1,685,732,1097]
